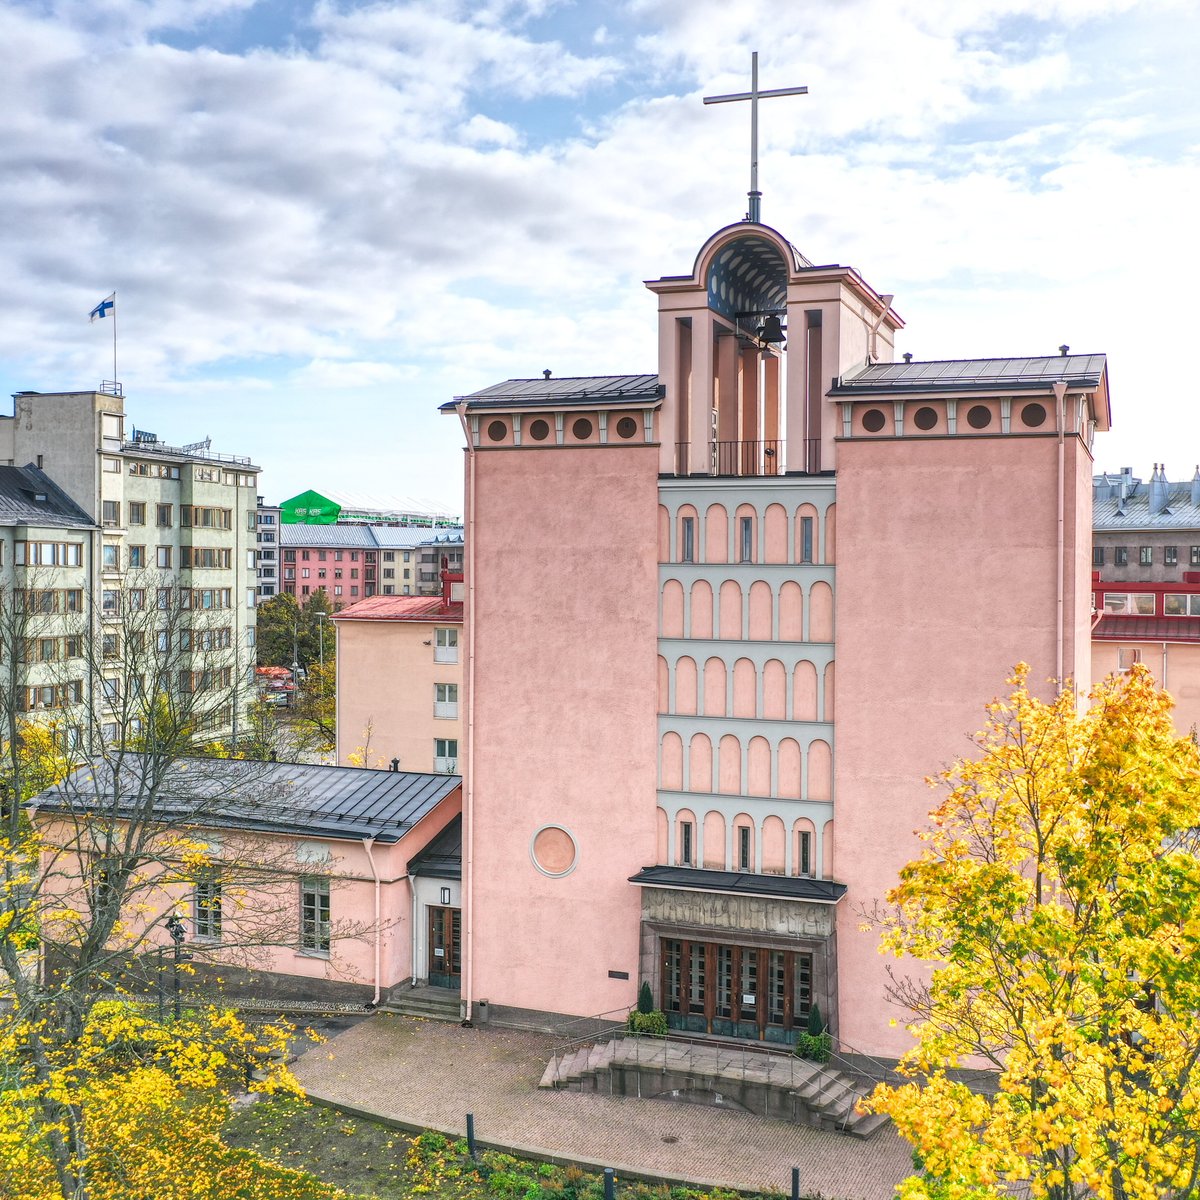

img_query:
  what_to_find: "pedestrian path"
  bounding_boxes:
[292,1013,913,1199]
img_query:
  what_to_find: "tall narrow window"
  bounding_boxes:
[434,627,459,663]
[300,877,331,954]
[799,831,812,877]
[434,682,459,719]
[681,516,695,563]
[680,821,694,867]
[193,876,222,940]
[1139,546,1153,566]
[738,825,751,871]
[1165,546,1178,566]
[800,517,814,564]
[739,516,753,563]
[434,738,458,771]
[1092,546,1104,568]
[1114,547,1129,566]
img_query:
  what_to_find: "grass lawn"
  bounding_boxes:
[226,1096,787,1200]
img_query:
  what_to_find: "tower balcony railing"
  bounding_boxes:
[673,440,785,478]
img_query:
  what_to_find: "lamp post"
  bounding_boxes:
[165,913,185,1020]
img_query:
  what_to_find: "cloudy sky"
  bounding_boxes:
[2,0,1196,513]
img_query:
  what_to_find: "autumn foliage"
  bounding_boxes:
[867,665,1200,1200]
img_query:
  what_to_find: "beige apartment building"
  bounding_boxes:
[332,583,464,773]
[0,389,260,739]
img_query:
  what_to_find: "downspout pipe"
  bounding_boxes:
[361,835,382,1008]
[1053,380,1068,692]
[455,402,476,1024]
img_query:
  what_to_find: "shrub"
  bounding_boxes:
[806,1001,826,1036]
[794,1030,832,1064]
[627,1008,668,1037]
[637,980,654,1015]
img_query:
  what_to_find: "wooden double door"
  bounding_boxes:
[427,906,461,990]
[661,937,812,1043]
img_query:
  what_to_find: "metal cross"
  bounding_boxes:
[704,51,808,225]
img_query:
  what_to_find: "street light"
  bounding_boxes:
[165,913,186,1020]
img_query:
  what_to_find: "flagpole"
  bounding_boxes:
[112,291,117,392]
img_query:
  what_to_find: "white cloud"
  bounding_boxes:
[0,0,1194,504]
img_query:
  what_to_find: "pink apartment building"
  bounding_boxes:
[444,219,1110,1061]
[333,576,465,773]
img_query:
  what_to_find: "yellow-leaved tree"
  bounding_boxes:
[867,664,1200,1200]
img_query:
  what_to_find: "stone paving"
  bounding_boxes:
[292,1014,914,1200]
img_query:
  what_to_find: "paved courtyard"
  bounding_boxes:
[292,1014,914,1199]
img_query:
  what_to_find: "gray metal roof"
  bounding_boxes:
[407,814,461,878]
[442,374,662,411]
[1094,487,1200,531]
[279,524,465,550]
[0,465,96,529]
[33,756,461,844]
[279,525,380,549]
[831,354,1107,395]
[629,865,846,904]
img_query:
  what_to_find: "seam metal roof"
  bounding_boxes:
[1093,616,1200,642]
[442,374,662,411]
[332,596,463,622]
[34,756,462,843]
[629,865,846,903]
[831,354,1106,395]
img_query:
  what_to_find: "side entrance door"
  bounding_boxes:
[427,906,462,989]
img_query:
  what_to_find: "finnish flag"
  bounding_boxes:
[89,293,115,322]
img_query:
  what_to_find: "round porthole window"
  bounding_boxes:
[616,416,639,439]
[572,418,594,440]
[529,418,550,441]
[966,405,992,429]
[1021,402,1047,428]
[913,406,938,431]
[530,825,578,877]
[862,409,886,433]
[486,420,507,442]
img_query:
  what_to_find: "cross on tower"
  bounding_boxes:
[704,51,808,225]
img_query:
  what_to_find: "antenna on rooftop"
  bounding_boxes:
[182,437,212,454]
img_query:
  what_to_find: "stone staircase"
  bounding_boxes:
[380,983,463,1022]
[539,1037,889,1139]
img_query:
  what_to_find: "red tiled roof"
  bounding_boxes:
[1093,615,1200,642]
[332,595,463,623]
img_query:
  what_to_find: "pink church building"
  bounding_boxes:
[443,219,1110,1062]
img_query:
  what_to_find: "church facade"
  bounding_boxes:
[443,218,1109,1061]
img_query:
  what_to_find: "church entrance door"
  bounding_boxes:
[427,906,461,990]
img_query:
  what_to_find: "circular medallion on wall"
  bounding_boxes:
[1021,402,1047,428]
[861,408,886,433]
[966,404,993,429]
[616,416,639,439]
[487,420,507,442]
[913,406,938,431]
[572,417,594,440]
[530,824,578,877]
[528,418,550,441]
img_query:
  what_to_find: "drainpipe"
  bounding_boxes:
[410,878,420,986]
[361,835,382,1007]
[455,402,476,1023]
[1053,381,1068,691]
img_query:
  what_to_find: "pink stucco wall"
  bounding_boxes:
[36,790,460,997]
[1092,642,1200,734]
[467,442,659,1020]
[336,617,464,772]
[833,431,1092,1060]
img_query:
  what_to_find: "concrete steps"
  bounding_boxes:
[539,1036,888,1139]
[380,985,462,1023]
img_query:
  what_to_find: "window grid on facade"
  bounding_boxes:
[193,877,222,940]
[300,877,331,954]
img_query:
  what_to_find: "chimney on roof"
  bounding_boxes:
[1149,463,1170,515]
[389,758,400,773]
[543,369,552,379]
[1059,344,1069,357]
[1192,466,1200,508]
[902,352,913,364]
